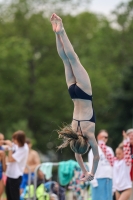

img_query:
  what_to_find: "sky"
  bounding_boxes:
[0,0,128,17]
[89,0,127,16]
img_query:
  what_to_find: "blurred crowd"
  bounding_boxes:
[0,128,133,200]
[0,130,67,200]
[88,129,133,200]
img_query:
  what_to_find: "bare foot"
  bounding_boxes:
[54,14,64,34]
[50,13,64,34]
[50,13,57,32]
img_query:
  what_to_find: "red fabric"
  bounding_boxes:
[99,141,114,166]
[99,139,131,167]
[130,145,133,181]
[123,139,132,166]
[130,163,133,181]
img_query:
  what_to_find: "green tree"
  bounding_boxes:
[0,36,32,131]
[109,65,133,147]
[0,0,133,160]
[107,0,133,148]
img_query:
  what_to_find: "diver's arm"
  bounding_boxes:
[75,153,87,174]
[88,135,99,175]
[75,153,94,181]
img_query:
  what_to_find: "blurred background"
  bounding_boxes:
[0,0,133,162]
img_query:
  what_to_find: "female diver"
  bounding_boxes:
[50,13,99,182]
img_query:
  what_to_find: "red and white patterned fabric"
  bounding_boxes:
[98,138,131,166]
[123,138,132,166]
[98,141,114,166]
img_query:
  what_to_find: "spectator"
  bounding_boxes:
[68,166,89,200]
[20,169,49,200]
[126,128,133,200]
[113,131,132,200]
[50,193,59,200]
[44,181,57,193]
[0,133,6,199]
[5,130,29,200]
[20,138,40,192]
[51,182,65,200]
[88,129,114,200]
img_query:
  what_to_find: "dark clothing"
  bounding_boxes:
[68,84,92,100]
[6,176,22,200]
[73,110,95,134]
[117,189,127,194]
[68,84,96,128]
[51,182,65,200]
[113,194,116,200]
[0,146,3,150]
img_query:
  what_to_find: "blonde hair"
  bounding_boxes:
[117,142,123,151]
[126,129,133,135]
[57,124,89,155]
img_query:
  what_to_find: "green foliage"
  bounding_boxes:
[109,65,133,147]
[6,119,34,140]
[0,0,133,159]
[0,36,32,130]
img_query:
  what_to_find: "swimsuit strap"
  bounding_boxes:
[73,119,83,134]
[74,119,90,122]
[73,119,90,122]
[73,118,95,135]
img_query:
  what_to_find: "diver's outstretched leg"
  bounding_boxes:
[52,13,92,95]
[51,14,76,87]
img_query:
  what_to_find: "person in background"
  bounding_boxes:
[51,182,65,200]
[88,129,114,200]
[126,128,133,200]
[5,130,29,200]
[113,131,132,200]
[50,193,58,200]
[20,138,40,193]
[20,169,49,200]
[68,166,90,200]
[0,133,6,200]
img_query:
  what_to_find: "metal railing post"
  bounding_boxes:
[33,161,89,200]
[33,164,42,200]
[25,165,32,199]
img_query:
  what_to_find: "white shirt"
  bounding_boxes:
[113,159,132,191]
[6,143,29,178]
[88,145,114,179]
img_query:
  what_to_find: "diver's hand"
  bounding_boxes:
[80,171,94,182]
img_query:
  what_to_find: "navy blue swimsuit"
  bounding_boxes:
[68,83,95,133]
